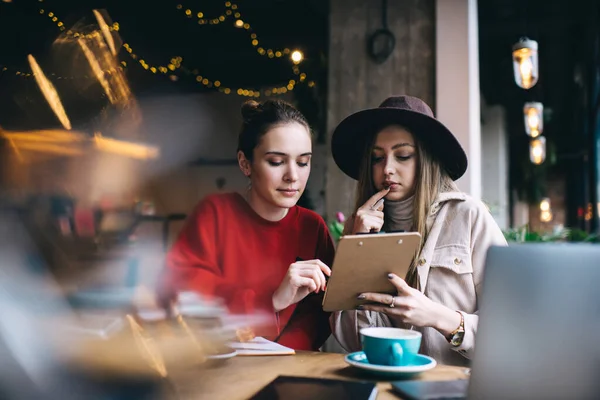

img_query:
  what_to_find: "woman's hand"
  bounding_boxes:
[272,259,331,312]
[357,273,461,337]
[351,188,390,234]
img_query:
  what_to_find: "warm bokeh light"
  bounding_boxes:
[27,54,72,130]
[291,50,303,64]
[93,132,160,160]
[78,38,118,104]
[92,9,117,56]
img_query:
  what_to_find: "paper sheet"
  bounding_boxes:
[228,336,295,356]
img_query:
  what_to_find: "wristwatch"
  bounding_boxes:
[447,311,465,347]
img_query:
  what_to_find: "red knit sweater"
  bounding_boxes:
[159,192,335,351]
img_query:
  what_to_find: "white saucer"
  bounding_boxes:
[344,351,437,377]
[206,349,238,360]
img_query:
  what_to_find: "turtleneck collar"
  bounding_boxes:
[384,194,414,232]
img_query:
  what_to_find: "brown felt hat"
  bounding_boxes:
[331,95,468,181]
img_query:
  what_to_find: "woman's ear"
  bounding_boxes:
[237,150,252,177]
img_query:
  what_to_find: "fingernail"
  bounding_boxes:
[387,273,394,279]
[357,294,366,299]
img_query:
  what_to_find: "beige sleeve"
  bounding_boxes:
[329,310,394,353]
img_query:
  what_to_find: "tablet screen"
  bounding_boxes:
[250,376,377,400]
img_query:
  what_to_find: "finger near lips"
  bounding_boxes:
[362,187,390,209]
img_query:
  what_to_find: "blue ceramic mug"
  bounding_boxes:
[360,327,422,366]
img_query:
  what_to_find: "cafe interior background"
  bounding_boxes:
[0,0,599,397]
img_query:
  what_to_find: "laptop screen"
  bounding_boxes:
[468,244,600,400]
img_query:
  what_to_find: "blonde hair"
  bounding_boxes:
[353,126,459,277]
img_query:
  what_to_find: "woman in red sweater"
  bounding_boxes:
[158,100,334,351]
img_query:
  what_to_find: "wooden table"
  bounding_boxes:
[169,351,469,399]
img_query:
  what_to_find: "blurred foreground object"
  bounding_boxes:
[0,211,268,399]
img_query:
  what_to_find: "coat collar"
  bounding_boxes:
[427,191,467,226]
[432,191,467,208]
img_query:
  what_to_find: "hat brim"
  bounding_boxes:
[331,108,468,181]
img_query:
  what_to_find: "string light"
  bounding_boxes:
[39,8,66,31]
[0,64,84,80]
[32,3,316,98]
[176,3,229,25]
[177,2,302,65]
[183,64,309,98]
[39,6,184,76]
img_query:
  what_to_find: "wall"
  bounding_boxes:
[436,0,481,199]
[325,0,436,219]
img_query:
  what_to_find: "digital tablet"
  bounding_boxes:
[250,376,377,400]
[322,232,421,312]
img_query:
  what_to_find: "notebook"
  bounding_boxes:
[228,336,295,356]
[250,376,377,400]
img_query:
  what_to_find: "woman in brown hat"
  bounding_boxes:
[329,95,506,366]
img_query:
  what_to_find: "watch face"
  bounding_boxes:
[450,331,465,347]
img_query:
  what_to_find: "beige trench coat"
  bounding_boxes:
[330,192,507,366]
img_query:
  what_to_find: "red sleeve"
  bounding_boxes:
[156,197,275,316]
[277,217,335,350]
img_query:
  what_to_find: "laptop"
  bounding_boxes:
[467,243,600,400]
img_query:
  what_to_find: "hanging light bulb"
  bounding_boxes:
[540,198,552,222]
[540,209,553,222]
[512,37,539,89]
[523,102,543,137]
[540,197,551,212]
[529,136,546,165]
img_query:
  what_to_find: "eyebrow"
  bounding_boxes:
[264,151,312,156]
[373,143,415,151]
